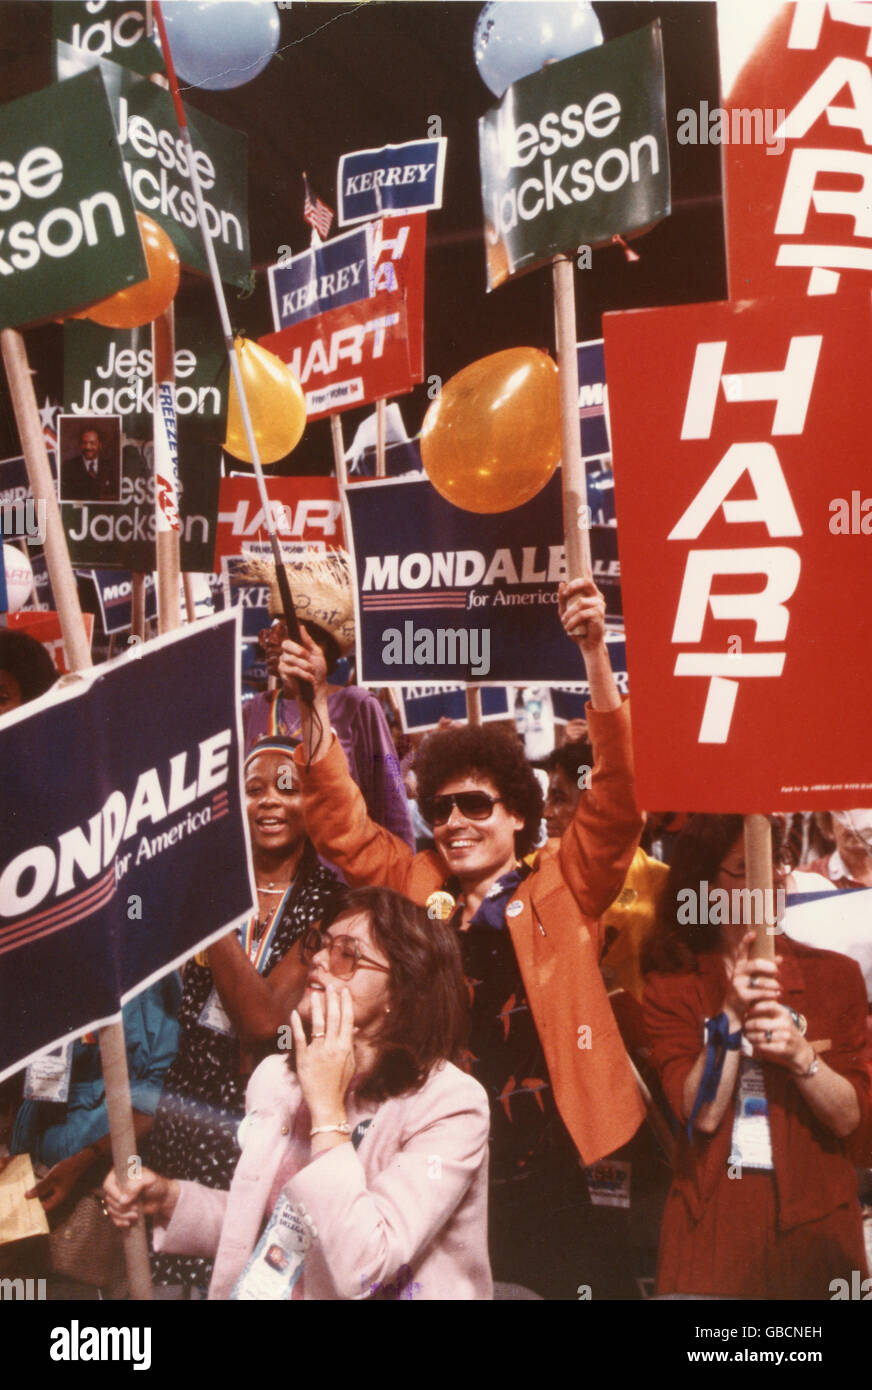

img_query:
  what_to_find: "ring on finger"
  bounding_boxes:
[311,1031,326,1039]
[765,1029,773,1043]
[750,975,759,988]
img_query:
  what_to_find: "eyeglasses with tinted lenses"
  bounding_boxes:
[421,791,503,826]
[299,926,391,980]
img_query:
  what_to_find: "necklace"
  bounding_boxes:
[258,884,288,895]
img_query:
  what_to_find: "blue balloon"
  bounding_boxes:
[161,1,280,91]
[474,1,603,98]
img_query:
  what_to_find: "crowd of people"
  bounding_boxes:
[2,551,871,1301]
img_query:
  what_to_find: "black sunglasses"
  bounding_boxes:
[420,791,503,827]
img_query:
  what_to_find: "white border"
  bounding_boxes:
[337,137,447,227]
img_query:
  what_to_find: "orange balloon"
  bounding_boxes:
[78,213,180,329]
[420,348,561,513]
[224,337,307,466]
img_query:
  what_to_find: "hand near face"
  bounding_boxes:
[290,985,355,1126]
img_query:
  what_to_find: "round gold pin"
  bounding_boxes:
[426,890,456,922]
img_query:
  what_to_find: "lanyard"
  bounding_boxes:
[240,884,293,974]
[268,690,301,740]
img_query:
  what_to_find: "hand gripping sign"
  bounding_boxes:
[604,292,872,811]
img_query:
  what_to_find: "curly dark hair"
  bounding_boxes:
[0,630,58,704]
[542,738,594,783]
[641,814,789,975]
[413,724,543,858]
[288,885,468,1103]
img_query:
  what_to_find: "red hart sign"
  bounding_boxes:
[259,213,425,421]
[603,292,872,812]
[718,0,872,299]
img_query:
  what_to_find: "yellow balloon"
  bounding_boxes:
[224,338,306,466]
[420,348,561,513]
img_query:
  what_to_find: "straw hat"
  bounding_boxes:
[239,549,355,655]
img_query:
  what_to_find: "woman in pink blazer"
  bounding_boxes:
[105,886,492,1300]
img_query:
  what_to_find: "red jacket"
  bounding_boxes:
[295,701,646,1165]
[643,937,872,1230]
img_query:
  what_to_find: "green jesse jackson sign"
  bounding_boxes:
[478,22,670,291]
[55,46,251,289]
[0,68,146,330]
[108,55,250,289]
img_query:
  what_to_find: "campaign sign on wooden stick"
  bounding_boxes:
[337,137,447,226]
[213,476,344,569]
[0,608,255,1081]
[86,568,158,636]
[344,471,622,686]
[717,0,872,300]
[0,68,146,330]
[269,225,374,333]
[69,50,251,287]
[478,22,670,290]
[260,213,425,419]
[604,292,872,811]
[59,316,224,570]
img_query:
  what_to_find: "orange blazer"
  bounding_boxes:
[295,701,646,1165]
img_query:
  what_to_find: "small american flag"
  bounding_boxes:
[303,173,333,239]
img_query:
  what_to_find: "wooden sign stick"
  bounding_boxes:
[466,686,482,727]
[131,572,147,641]
[552,254,592,582]
[0,326,153,1300]
[182,571,196,624]
[744,813,777,961]
[330,413,348,487]
[375,398,387,478]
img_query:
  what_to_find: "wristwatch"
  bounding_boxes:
[794,1050,819,1079]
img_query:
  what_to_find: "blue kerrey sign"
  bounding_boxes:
[268,226,373,332]
[338,137,447,226]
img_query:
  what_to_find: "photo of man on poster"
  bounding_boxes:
[58,416,122,505]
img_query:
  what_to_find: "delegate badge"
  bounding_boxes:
[231,1194,312,1301]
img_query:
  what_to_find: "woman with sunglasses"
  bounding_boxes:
[104,886,492,1300]
[143,736,340,1294]
[276,577,647,1299]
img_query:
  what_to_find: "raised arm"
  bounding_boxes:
[279,632,417,890]
[555,578,642,918]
